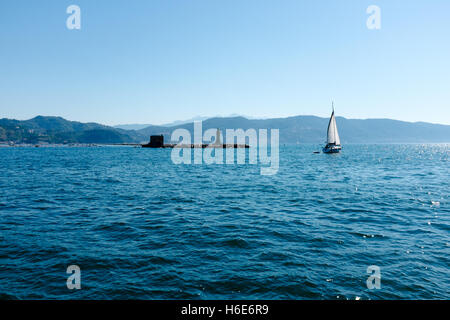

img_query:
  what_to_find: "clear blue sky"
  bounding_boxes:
[1,0,449,125]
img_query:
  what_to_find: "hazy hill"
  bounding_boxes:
[113,124,153,131]
[114,116,218,130]
[113,114,252,130]
[136,116,450,144]
[1,115,449,144]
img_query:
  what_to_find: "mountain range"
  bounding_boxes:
[113,114,253,130]
[0,115,449,144]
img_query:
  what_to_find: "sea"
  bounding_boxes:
[0,144,448,299]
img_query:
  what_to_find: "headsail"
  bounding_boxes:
[326,105,341,145]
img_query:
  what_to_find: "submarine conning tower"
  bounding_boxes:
[148,135,164,148]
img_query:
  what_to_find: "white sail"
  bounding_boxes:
[327,111,341,145]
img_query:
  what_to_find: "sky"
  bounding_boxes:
[0,0,449,125]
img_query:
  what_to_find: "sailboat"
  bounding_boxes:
[323,102,342,153]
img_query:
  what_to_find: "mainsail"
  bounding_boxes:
[326,109,341,145]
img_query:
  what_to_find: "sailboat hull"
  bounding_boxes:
[323,145,342,153]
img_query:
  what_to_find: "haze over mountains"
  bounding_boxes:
[113,114,253,130]
[113,116,211,131]
[1,115,449,144]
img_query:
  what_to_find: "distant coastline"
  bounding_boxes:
[1,115,449,145]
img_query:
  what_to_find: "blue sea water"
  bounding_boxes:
[0,144,448,300]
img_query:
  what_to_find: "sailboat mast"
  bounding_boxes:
[333,102,337,145]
